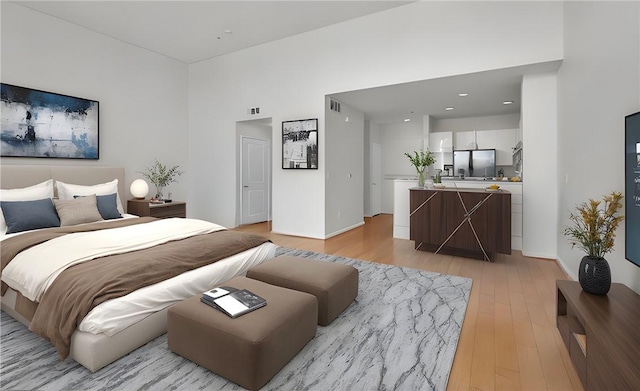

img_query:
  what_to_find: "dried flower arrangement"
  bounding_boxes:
[564,191,624,259]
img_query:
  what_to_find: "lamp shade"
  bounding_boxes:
[130,179,149,199]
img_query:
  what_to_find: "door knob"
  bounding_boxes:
[243,185,249,188]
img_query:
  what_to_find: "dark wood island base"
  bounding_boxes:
[409,187,511,261]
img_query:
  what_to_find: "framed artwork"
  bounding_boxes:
[1,83,99,159]
[282,118,318,169]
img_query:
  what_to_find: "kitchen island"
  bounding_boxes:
[410,187,511,261]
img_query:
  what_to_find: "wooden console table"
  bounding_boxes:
[409,187,511,261]
[556,280,640,390]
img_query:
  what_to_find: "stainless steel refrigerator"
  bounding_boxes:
[453,149,496,178]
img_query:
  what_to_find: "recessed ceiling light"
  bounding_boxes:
[458,93,469,97]
[503,101,514,105]
[224,29,233,34]
[404,118,411,122]
[445,107,454,111]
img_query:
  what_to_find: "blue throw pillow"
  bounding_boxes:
[1,198,61,234]
[74,193,122,220]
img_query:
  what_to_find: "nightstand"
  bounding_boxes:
[127,199,186,218]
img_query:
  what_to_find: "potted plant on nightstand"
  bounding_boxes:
[139,159,183,201]
[564,191,624,295]
[405,149,435,187]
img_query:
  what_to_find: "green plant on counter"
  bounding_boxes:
[563,191,624,259]
[405,149,435,187]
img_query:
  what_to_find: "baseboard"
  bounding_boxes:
[555,255,578,281]
[324,221,365,239]
[521,250,556,260]
[270,229,325,240]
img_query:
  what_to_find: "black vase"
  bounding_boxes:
[578,256,611,295]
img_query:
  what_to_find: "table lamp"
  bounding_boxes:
[130,179,149,199]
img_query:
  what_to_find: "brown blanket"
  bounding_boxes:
[1,217,157,295]
[2,219,270,359]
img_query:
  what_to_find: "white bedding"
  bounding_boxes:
[79,242,276,336]
[2,218,226,302]
[1,217,277,336]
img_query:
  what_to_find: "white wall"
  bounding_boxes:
[364,121,381,217]
[380,120,423,214]
[325,99,365,237]
[0,3,189,203]
[433,114,520,132]
[364,120,371,217]
[558,1,640,293]
[188,1,563,235]
[521,72,558,259]
[381,121,425,177]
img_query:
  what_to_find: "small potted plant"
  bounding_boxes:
[405,149,435,187]
[563,191,624,295]
[139,159,183,201]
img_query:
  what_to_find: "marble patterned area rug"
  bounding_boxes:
[0,247,472,391]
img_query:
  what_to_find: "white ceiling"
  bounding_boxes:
[15,0,411,64]
[331,61,563,123]
[13,1,562,123]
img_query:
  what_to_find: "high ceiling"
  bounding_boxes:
[12,1,562,123]
[14,0,411,64]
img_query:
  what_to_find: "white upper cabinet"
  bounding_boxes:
[454,131,476,150]
[429,131,453,152]
[476,129,497,149]
[455,129,516,166]
[495,129,516,166]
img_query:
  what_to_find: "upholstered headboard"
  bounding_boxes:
[0,165,126,206]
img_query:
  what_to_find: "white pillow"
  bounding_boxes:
[0,179,54,235]
[55,179,124,215]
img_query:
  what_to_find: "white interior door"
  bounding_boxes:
[370,143,382,216]
[241,137,269,225]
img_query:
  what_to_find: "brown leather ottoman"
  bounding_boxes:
[246,256,358,326]
[167,276,317,391]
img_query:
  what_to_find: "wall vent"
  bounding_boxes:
[330,99,341,113]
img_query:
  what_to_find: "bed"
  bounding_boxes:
[0,165,278,372]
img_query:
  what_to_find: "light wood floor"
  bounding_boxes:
[235,214,583,391]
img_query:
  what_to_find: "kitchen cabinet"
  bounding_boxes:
[410,187,511,259]
[473,129,517,166]
[515,126,523,145]
[495,129,516,166]
[476,129,497,149]
[454,131,476,150]
[429,131,453,152]
[440,181,523,250]
[393,179,418,239]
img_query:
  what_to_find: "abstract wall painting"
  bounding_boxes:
[282,118,318,169]
[1,83,99,159]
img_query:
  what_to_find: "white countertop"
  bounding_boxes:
[441,177,522,184]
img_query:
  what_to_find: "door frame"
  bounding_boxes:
[236,118,273,225]
[370,142,382,216]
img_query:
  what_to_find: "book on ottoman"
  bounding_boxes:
[201,287,267,318]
